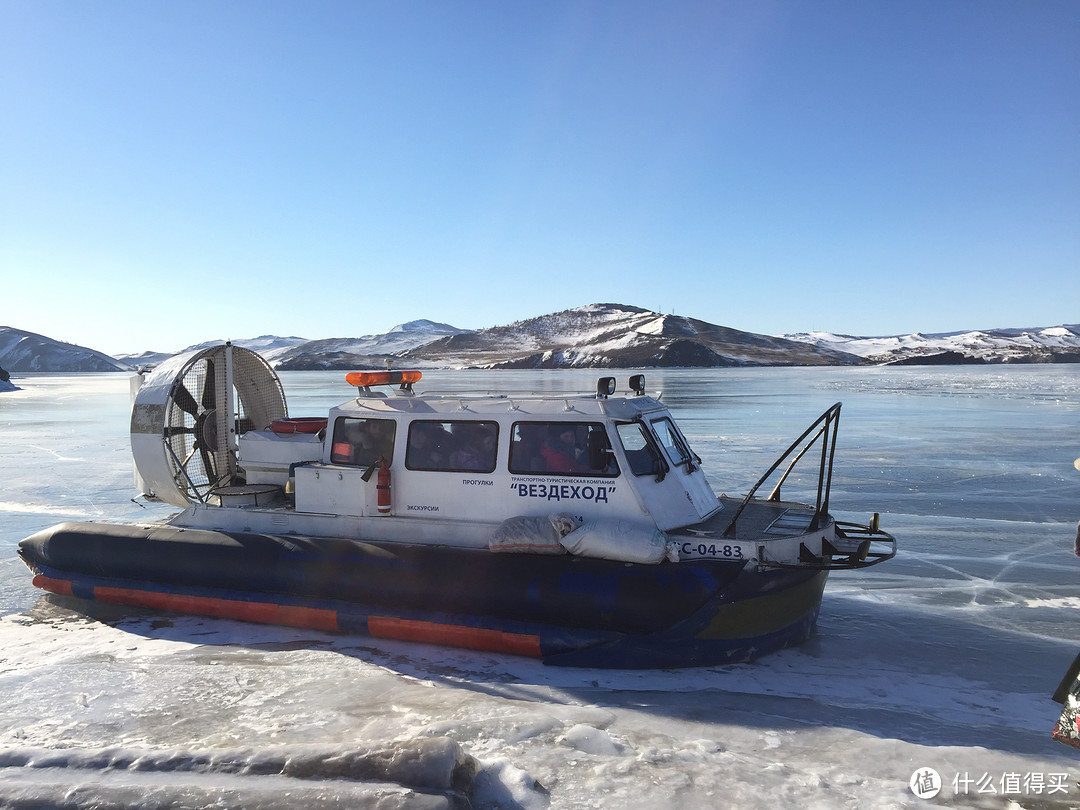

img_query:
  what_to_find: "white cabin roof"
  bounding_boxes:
[333,389,666,420]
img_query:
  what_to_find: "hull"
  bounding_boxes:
[19,521,828,669]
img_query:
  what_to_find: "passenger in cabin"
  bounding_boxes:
[540,425,589,473]
[364,420,395,464]
[509,422,620,475]
[572,425,591,464]
[407,421,452,469]
[509,425,545,473]
[450,423,497,472]
[331,418,395,466]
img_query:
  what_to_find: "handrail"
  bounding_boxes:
[722,403,842,538]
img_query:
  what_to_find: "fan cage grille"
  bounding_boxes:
[233,348,288,433]
[162,346,288,502]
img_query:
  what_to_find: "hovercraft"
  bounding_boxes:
[18,343,895,668]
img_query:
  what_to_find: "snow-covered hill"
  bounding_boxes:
[0,326,130,372]
[783,325,1080,364]
[115,335,311,368]
[273,321,469,369]
[401,304,862,368]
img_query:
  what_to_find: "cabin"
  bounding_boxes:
[228,373,721,545]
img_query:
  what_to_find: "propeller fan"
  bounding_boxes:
[163,355,230,499]
[130,343,288,506]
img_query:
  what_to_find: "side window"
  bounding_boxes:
[406,421,498,472]
[331,418,396,467]
[616,422,663,476]
[509,422,618,477]
[651,417,694,466]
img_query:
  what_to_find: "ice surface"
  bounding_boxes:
[1,367,1079,808]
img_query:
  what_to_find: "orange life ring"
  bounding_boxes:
[269,417,328,435]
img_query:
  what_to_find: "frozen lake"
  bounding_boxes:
[1,365,1078,808]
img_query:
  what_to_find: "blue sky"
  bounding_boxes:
[2,1,1077,355]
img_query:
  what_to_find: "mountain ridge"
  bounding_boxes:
[783,325,1080,365]
[0,326,132,372]
[2,307,1078,373]
[393,304,862,369]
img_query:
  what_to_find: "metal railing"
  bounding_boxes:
[722,402,842,538]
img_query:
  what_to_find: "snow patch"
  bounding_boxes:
[559,724,624,756]
[472,757,551,810]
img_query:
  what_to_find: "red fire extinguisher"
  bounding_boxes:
[377,456,391,514]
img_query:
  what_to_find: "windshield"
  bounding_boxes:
[615,421,663,477]
[650,416,695,466]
